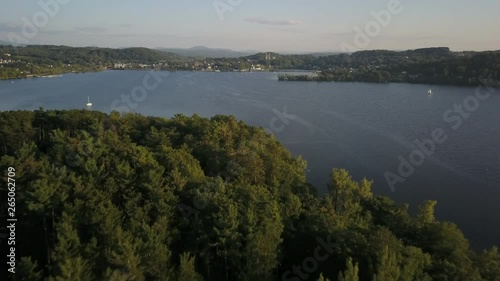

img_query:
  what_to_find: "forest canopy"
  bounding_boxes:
[0,109,499,281]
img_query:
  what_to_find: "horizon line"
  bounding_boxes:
[1,42,499,54]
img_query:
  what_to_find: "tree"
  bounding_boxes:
[326,169,372,228]
[418,222,479,280]
[14,257,43,281]
[338,258,359,281]
[477,246,500,281]
[317,273,331,281]
[373,246,400,281]
[177,252,204,281]
[48,213,94,281]
[416,200,437,227]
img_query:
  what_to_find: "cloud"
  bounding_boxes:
[73,26,107,33]
[41,29,69,35]
[273,27,308,34]
[21,26,107,36]
[245,18,303,26]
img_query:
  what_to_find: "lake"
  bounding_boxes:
[1,70,499,250]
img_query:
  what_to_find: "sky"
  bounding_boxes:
[0,0,499,52]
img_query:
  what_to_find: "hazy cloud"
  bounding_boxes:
[74,26,107,33]
[245,18,303,26]
[273,27,308,34]
[42,29,69,35]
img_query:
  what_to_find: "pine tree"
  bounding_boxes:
[14,257,43,281]
[477,246,500,281]
[416,200,437,226]
[48,212,94,281]
[338,258,359,281]
[177,252,204,281]
[106,227,144,281]
[317,273,331,281]
[373,246,400,281]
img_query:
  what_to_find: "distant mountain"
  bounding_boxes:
[307,52,343,57]
[0,45,185,64]
[156,46,259,58]
[156,46,342,59]
[276,50,344,57]
[0,40,25,47]
[114,47,183,61]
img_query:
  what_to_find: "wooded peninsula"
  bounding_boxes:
[0,109,499,280]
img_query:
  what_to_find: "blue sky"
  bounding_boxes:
[1,0,499,52]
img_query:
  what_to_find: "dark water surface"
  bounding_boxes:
[1,70,499,249]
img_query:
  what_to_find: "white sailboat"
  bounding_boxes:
[86,96,93,107]
[428,89,433,96]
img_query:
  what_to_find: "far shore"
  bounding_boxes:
[2,69,499,88]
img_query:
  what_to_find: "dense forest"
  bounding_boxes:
[1,110,499,280]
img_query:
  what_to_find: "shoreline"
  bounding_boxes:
[0,69,105,81]
[277,73,500,87]
[277,78,500,87]
[3,69,499,88]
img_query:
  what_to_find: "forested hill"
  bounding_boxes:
[0,45,180,65]
[0,45,186,79]
[1,110,499,280]
[265,48,500,85]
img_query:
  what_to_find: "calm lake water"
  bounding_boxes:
[1,70,499,249]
